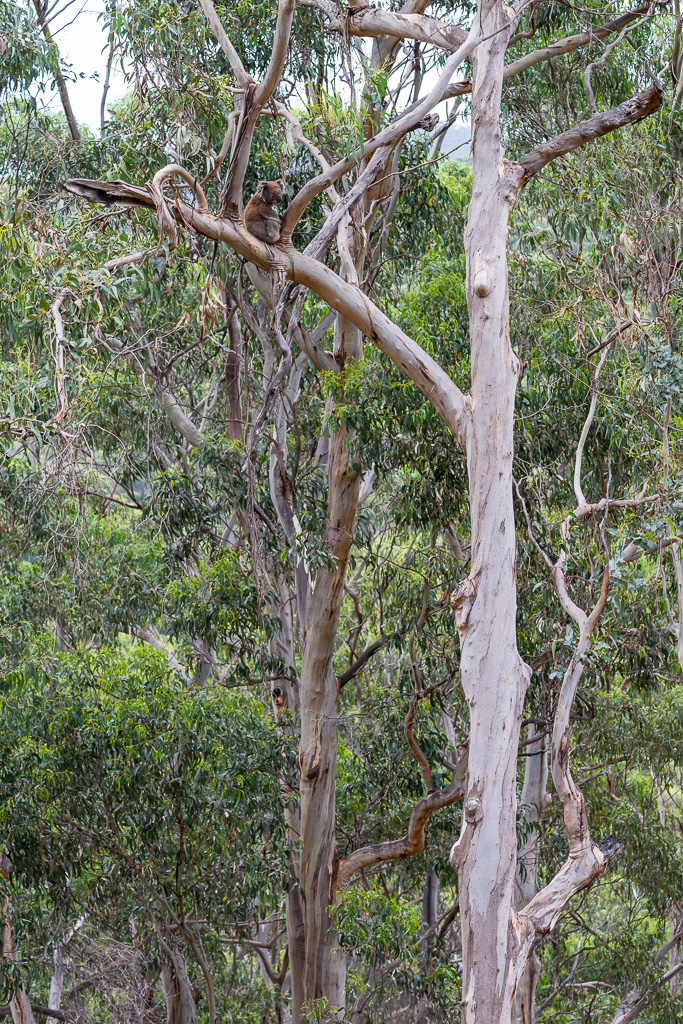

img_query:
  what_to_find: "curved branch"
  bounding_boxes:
[573,343,610,508]
[405,690,435,793]
[517,563,612,942]
[152,164,210,213]
[347,8,467,51]
[337,750,467,890]
[62,181,471,444]
[257,0,296,106]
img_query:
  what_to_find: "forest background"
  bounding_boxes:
[1,0,683,1022]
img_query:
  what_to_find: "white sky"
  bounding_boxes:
[46,5,467,142]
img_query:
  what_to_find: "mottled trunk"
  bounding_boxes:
[451,4,529,1023]
[161,953,198,1024]
[297,417,359,1018]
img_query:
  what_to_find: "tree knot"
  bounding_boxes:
[451,577,476,640]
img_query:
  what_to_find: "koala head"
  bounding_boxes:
[257,179,285,206]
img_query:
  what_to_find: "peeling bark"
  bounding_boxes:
[452,7,530,1021]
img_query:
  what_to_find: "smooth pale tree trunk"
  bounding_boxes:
[512,729,550,1024]
[449,4,530,1022]
[161,953,198,1024]
[291,225,363,1018]
[46,944,64,1024]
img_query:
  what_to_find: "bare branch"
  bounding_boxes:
[258,0,297,105]
[337,636,388,688]
[347,8,467,51]
[517,564,612,941]
[0,1008,65,1021]
[405,689,435,793]
[574,491,660,521]
[518,81,663,182]
[50,289,70,422]
[337,750,467,890]
[574,342,610,508]
[196,0,252,87]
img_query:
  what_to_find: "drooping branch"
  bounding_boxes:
[518,81,663,182]
[61,181,472,446]
[337,750,467,891]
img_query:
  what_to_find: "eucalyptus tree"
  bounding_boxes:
[59,0,680,1020]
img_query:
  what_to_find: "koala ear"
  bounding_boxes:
[256,181,268,196]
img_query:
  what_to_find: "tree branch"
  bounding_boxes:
[517,563,613,942]
[0,1008,64,1022]
[518,81,663,182]
[337,637,387,689]
[346,8,467,51]
[62,181,472,446]
[196,0,252,87]
[337,749,467,890]
[443,5,665,100]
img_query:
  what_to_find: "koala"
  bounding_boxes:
[244,179,285,243]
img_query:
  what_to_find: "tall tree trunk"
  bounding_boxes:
[30,0,81,144]
[297,418,359,1018]
[160,953,198,1024]
[450,4,529,1022]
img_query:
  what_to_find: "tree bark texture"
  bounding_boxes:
[297,416,359,1018]
[449,4,529,1023]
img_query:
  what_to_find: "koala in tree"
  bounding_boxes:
[244,179,285,243]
